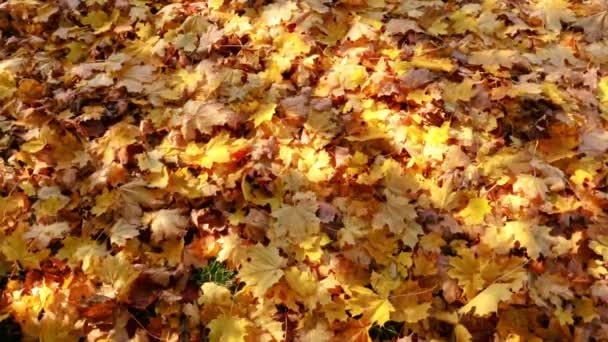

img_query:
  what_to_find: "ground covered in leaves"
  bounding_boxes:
[1,0,608,341]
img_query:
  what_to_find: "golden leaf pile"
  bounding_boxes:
[1,0,608,341]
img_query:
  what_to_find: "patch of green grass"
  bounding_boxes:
[192,259,236,289]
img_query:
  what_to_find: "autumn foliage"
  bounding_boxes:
[1,0,608,341]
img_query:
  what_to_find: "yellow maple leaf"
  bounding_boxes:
[81,10,108,30]
[208,315,250,342]
[458,197,491,226]
[423,122,450,160]
[39,311,79,342]
[198,282,232,307]
[338,215,368,247]
[512,174,548,200]
[298,147,335,182]
[459,260,526,316]
[251,103,276,127]
[483,220,568,259]
[448,249,484,299]
[0,70,16,100]
[295,234,331,263]
[372,191,421,247]
[429,177,460,211]
[0,193,27,221]
[533,0,575,32]
[346,286,395,326]
[390,280,432,323]
[454,324,473,342]
[442,79,476,104]
[554,305,574,326]
[271,192,320,242]
[182,131,248,169]
[321,58,368,96]
[371,270,400,298]
[97,252,140,298]
[32,186,69,218]
[24,222,70,250]
[409,55,455,73]
[142,209,188,243]
[92,189,116,216]
[599,77,608,120]
[56,237,107,272]
[459,283,516,317]
[590,236,608,261]
[383,159,420,196]
[573,297,598,323]
[284,266,331,308]
[170,168,218,199]
[1,227,50,269]
[208,0,223,9]
[425,122,450,146]
[285,266,317,298]
[110,219,140,246]
[238,244,286,297]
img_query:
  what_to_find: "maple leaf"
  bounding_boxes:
[590,236,608,261]
[142,209,189,243]
[409,55,455,73]
[0,70,16,100]
[468,49,518,68]
[208,315,250,342]
[345,15,379,41]
[284,266,326,308]
[198,282,232,308]
[92,189,116,216]
[483,221,571,259]
[109,219,140,246]
[448,249,485,299]
[251,103,276,127]
[454,324,473,342]
[383,159,420,196]
[271,192,320,242]
[429,177,460,211]
[338,215,368,247]
[389,280,432,323]
[533,0,575,32]
[372,191,421,247]
[458,197,491,226]
[1,227,50,269]
[180,101,240,139]
[459,283,518,317]
[238,244,286,297]
[385,19,423,35]
[57,237,108,272]
[347,286,395,326]
[512,174,548,200]
[97,252,140,298]
[579,128,608,156]
[442,78,477,104]
[599,76,608,119]
[0,193,27,220]
[24,222,70,249]
[261,1,297,26]
[116,64,156,93]
[423,122,450,159]
[298,148,335,183]
[459,260,527,316]
[324,59,368,95]
[182,131,248,169]
[574,10,608,42]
